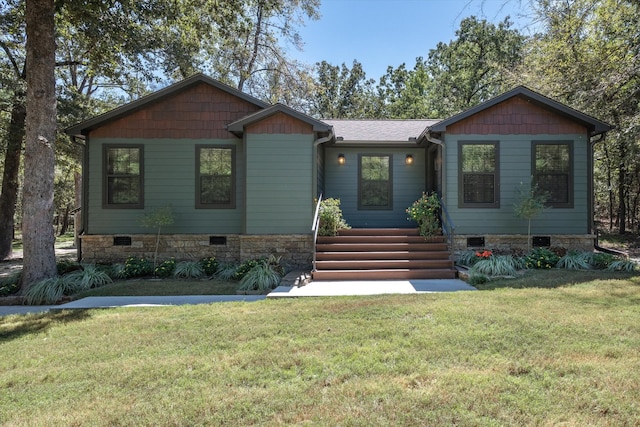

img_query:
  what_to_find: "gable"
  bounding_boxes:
[447,96,587,135]
[245,112,314,135]
[90,82,263,139]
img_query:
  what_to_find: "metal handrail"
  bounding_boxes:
[311,194,323,270]
[438,195,455,250]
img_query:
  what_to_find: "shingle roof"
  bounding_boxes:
[323,119,438,142]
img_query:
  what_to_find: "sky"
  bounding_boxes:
[290,0,535,81]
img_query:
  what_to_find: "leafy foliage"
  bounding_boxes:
[606,259,639,272]
[556,252,592,270]
[590,252,618,270]
[123,257,154,278]
[64,264,113,291]
[471,255,520,277]
[0,272,21,297]
[199,257,219,276]
[155,259,176,278]
[525,248,560,269]
[173,261,205,279]
[406,192,440,237]
[24,277,68,305]
[233,259,261,281]
[318,198,350,237]
[238,255,284,292]
[513,180,548,251]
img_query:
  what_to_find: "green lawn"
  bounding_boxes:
[1,275,639,425]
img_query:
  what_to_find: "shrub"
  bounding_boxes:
[0,272,21,297]
[590,252,618,270]
[456,250,479,267]
[216,262,240,281]
[57,259,81,275]
[109,263,128,279]
[173,261,205,279]
[317,198,350,236]
[556,251,592,270]
[200,257,219,276]
[406,192,440,237]
[64,264,113,292]
[155,259,176,278]
[606,259,639,272]
[238,256,284,292]
[471,255,519,277]
[123,257,154,278]
[233,259,260,281]
[525,248,560,269]
[24,277,68,305]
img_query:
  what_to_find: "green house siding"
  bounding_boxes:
[244,134,314,234]
[444,134,589,235]
[87,138,244,234]
[324,146,425,228]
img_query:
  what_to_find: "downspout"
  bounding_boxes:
[312,128,334,200]
[70,135,86,262]
[590,132,627,256]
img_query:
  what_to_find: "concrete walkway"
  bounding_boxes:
[0,279,475,317]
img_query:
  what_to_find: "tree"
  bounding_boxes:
[425,16,525,117]
[513,180,548,252]
[377,59,434,119]
[21,0,57,289]
[309,60,377,118]
[520,0,640,234]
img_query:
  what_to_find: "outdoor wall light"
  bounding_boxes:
[405,154,414,165]
[337,154,346,165]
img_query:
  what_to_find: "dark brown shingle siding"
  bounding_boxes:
[90,83,262,139]
[246,112,313,135]
[447,97,587,135]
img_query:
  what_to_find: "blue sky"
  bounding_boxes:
[290,0,534,81]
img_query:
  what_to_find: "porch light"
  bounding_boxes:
[405,154,414,165]
[337,153,346,165]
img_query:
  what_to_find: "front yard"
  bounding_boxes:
[1,275,639,425]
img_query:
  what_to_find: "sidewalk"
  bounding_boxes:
[0,279,475,317]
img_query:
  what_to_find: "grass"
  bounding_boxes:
[74,278,239,297]
[1,276,639,425]
[474,268,638,290]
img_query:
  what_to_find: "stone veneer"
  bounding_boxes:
[80,234,314,269]
[453,234,595,254]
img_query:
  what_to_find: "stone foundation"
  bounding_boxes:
[453,234,595,254]
[80,234,314,270]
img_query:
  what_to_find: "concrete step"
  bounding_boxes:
[312,269,457,281]
[315,259,455,270]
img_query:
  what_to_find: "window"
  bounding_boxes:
[104,145,143,208]
[359,155,392,209]
[459,142,499,208]
[533,142,572,207]
[196,145,235,208]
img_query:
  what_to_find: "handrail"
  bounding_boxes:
[311,194,323,271]
[438,195,455,250]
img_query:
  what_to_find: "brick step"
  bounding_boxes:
[337,228,421,236]
[315,251,451,261]
[317,235,441,244]
[315,259,454,270]
[315,242,449,252]
[312,269,457,281]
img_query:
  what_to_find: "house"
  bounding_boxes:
[66,74,612,276]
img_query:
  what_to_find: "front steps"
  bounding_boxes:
[313,228,457,281]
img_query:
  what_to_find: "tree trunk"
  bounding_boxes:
[0,94,26,260]
[59,204,70,236]
[617,138,627,234]
[21,0,58,292]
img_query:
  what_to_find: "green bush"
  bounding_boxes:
[155,259,176,278]
[233,259,260,281]
[556,251,592,270]
[123,257,154,278]
[238,256,284,292]
[525,248,560,269]
[57,259,81,275]
[606,259,639,272]
[216,262,240,281]
[468,274,489,286]
[318,198,350,236]
[24,277,68,305]
[406,192,441,237]
[471,255,520,277]
[0,272,21,297]
[64,264,113,292]
[199,257,219,276]
[590,252,618,269]
[173,261,205,279]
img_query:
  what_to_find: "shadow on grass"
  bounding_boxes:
[474,269,640,291]
[0,309,91,342]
